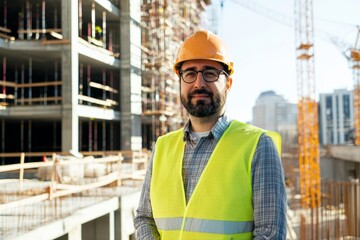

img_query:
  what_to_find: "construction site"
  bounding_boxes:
[0,0,359,239]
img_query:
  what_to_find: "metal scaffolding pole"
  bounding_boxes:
[35,2,40,39]
[28,120,32,153]
[54,61,59,103]
[14,65,18,105]
[18,6,24,39]
[79,63,83,104]
[87,64,91,103]
[102,11,106,48]
[1,119,4,165]
[21,64,25,105]
[41,0,45,39]
[94,121,98,151]
[102,121,106,151]
[91,2,95,39]
[26,0,32,40]
[28,58,32,104]
[3,0,7,28]
[102,68,106,100]
[89,120,92,151]
[78,0,82,37]
[2,56,6,97]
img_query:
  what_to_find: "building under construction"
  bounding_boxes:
[0,0,211,162]
[0,0,212,239]
[1,0,359,239]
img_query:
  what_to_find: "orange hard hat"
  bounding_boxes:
[173,30,234,75]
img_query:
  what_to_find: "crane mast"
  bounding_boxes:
[294,0,321,210]
[351,28,360,146]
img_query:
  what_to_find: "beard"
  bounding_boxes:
[180,88,225,117]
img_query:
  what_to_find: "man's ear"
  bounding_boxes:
[226,77,232,93]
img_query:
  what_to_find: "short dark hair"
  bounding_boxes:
[176,62,229,75]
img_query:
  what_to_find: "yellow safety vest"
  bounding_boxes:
[150,120,281,240]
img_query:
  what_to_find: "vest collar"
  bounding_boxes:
[183,115,231,142]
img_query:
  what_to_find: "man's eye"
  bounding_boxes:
[204,70,217,78]
[184,71,197,78]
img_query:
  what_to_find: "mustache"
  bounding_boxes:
[189,89,213,97]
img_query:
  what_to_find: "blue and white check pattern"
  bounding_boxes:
[134,115,287,239]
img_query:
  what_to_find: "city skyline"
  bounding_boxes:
[206,0,360,122]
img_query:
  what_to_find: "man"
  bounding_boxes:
[134,30,287,239]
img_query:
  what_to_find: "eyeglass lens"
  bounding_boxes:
[181,69,223,83]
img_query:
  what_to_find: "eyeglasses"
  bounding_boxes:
[179,69,228,83]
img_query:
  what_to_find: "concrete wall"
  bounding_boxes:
[321,145,360,181]
[10,190,141,240]
[321,156,359,181]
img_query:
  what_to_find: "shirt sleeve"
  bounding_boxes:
[134,149,160,240]
[252,133,287,239]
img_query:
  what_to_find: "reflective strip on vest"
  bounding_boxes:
[155,217,183,230]
[155,217,254,234]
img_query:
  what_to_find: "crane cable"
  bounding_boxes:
[227,0,358,55]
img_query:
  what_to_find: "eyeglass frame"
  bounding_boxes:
[179,68,229,84]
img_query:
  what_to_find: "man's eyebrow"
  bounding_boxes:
[182,66,220,71]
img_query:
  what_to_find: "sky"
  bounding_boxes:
[205,0,360,123]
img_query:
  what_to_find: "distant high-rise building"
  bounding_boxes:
[252,91,298,151]
[252,91,297,131]
[319,89,354,145]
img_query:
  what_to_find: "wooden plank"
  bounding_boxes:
[41,39,70,45]
[50,172,119,199]
[49,153,57,199]
[88,36,104,47]
[19,153,25,191]
[0,161,53,172]
[78,37,115,56]
[0,192,49,212]
[0,80,62,88]
[117,153,122,186]
[0,80,16,87]
[16,81,62,88]
[0,152,67,158]
[17,28,61,34]
[20,96,62,102]
[0,154,123,173]
[89,81,118,93]
[0,26,11,33]
[0,93,15,99]
[78,94,117,107]
[0,32,13,40]
[0,151,121,158]
[0,172,119,210]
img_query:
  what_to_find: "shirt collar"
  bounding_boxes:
[183,115,231,142]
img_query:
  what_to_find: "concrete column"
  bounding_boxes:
[82,213,114,240]
[61,0,79,152]
[68,225,81,240]
[114,190,141,240]
[119,0,142,150]
[109,211,115,240]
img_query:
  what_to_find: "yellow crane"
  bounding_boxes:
[227,0,322,209]
[294,0,321,238]
[294,0,321,210]
[350,28,360,146]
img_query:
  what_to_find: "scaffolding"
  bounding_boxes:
[0,0,123,163]
[140,0,211,149]
[0,0,212,160]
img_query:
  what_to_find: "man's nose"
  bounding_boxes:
[193,72,206,88]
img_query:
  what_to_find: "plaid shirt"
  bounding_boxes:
[134,115,287,239]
